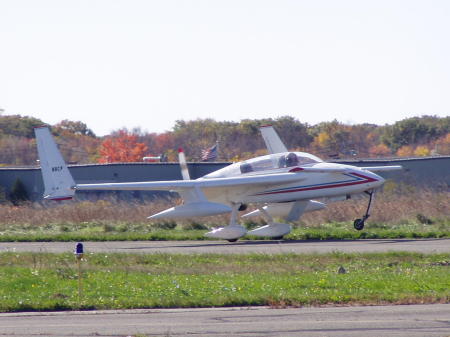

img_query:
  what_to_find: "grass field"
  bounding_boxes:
[0,252,449,312]
[0,188,448,241]
[0,220,449,242]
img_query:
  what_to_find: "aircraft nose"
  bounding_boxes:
[366,170,385,188]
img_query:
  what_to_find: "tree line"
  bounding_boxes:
[0,114,449,166]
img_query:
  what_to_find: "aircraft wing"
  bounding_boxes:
[293,165,403,174]
[360,166,403,172]
[74,172,304,192]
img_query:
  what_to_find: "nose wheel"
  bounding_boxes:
[353,218,366,231]
[353,191,374,231]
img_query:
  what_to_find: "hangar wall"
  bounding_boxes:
[336,156,450,188]
[0,156,448,201]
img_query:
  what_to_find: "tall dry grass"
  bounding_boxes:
[300,189,449,226]
[0,189,448,228]
[0,199,170,227]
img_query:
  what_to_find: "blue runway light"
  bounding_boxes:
[75,242,84,255]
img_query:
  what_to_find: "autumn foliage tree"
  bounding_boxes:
[396,145,414,157]
[53,120,100,163]
[0,114,448,165]
[0,115,44,165]
[98,129,148,163]
[369,144,391,157]
[434,133,450,155]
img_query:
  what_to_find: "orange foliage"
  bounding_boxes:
[396,145,414,157]
[369,144,391,157]
[98,130,148,163]
[435,133,450,155]
[153,132,176,154]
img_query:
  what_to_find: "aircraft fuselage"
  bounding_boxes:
[200,152,384,205]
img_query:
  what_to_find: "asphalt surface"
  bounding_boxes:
[0,304,450,337]
[1,238,450,254]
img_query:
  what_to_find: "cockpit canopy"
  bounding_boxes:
[240,152,322,174]
[204,152,323,178]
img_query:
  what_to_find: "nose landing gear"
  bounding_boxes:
[353,218,366,231]
[353,190,374,231]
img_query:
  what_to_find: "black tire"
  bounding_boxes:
[227,239,238,243]
[272,236,284,240]
[238,204,248,211]
[353,219,365,231]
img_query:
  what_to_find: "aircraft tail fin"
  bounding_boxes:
[259,125,288,154]
[34,126,76,200]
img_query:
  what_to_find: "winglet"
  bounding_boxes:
[34,126,76,200]
[259,125,288,154]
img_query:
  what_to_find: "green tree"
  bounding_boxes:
[0,115,44,138]
[54,120,96,137]
[270,116,312,150]
[53,121,99,164]
[170,116,312,161]
[381,116,450,152]
[9,178,29,205]
[309,120,353,157]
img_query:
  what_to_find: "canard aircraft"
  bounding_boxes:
[35,125,402,242]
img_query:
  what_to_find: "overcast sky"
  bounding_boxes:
[1,0,449,136]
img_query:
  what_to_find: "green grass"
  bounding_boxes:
[284,220,450,240]
[0,252,449,312]
[0,228,208,242]
[0,220,449,242]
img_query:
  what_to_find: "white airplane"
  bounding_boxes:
[34,125,402,242]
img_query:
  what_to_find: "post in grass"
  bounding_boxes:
[74,242,84,305]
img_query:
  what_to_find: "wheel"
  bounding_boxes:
[353,219,365,231]
[238,204,248,211]
[272,236,284,240]
[227,238,238,243]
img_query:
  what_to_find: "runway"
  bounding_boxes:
[0,304,449,337]
[1,238,450,254]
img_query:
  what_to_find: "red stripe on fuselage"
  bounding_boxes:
[256,172,377,196]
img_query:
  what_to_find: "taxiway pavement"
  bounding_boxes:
[0,304,449,337]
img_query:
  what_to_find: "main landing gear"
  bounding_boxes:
[247,206,292,239]
[204,203,248,241]
[353,190,374,231]
[205,202,293,242]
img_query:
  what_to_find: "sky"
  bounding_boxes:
[1,0,449,136]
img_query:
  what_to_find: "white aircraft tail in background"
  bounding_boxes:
[34,126,75,201]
